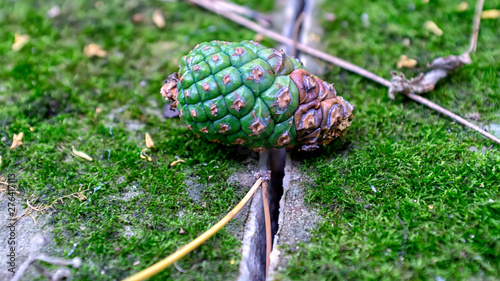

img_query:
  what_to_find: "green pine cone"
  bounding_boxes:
[161,40,354,153]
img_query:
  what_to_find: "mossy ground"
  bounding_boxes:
[279,0,500,280]
[1,0,499,280]
[1,0,270,280]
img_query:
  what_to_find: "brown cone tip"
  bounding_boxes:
[161,73,180,108]
[290,69,354,146]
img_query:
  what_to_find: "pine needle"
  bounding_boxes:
[123,177,267,281]
[261,180,272,280]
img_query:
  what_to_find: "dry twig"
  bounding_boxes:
[10,235,82,281]
[291,12,305,57]
[201,0,272,27]
[11,187,89,225]
[0,177,21,197]
[188,0,500,145]
[261,180,272,279]
[387,0,499,144]
[10,132,24,150]
[388,0,484,99]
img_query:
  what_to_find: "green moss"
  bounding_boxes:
[2,0,499,280]
[0,0,270,279]
[279,0,500,280]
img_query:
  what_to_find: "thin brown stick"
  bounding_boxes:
[406,93,499,144]
[213,0,272,27]
[291,12,305,57]
[261,180,272,280]
[189,0,500,145]
[189,0,392,87]
[468,0,484,53]
[388,0,484,98]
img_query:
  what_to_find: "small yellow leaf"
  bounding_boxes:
[152,9,165,28]
[230,259,235,265]
[428,205,434,210]
[145,133,154,148]
[12,33,30,52]
[71,146,93,161]
[10,132,24,150]
[481,9,500,19]
[456,2,469,12]
[397,55,418,69]
[84,43,107,58]
[424,21,443,36]
[170,159,186,167]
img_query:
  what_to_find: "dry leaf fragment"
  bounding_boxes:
[152,9,165,28]
[12,33,30,52]
[456,2,469,12]
[71,146,93,161]
[481,9,500,19]
[10,132,24,150]
[397,55,418,69]
[170,159,186,166]
[133,261,140,266]
[428,205,434,210]
[424,21,443,36]
[145,133,154,148]
[230,259,235,265]
[84,43,107,58]
[480,183,484,188]
[140,148,152,161]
